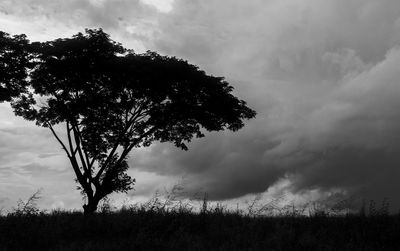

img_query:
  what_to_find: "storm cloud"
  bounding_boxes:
[134,0,400,207]
[1,0,400,210]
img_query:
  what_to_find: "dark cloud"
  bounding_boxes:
[135,0,400,207]
[131,125,285,200]
[2,0,400,210]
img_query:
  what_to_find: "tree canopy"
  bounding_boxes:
[10,29,256,214]
[0,31,29,102]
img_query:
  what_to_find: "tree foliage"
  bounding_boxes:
[10,29,256,214]
[0,31,29,102]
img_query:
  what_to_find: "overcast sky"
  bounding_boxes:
[2,0,400,211]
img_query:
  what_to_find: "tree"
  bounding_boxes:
[11,29,256,215]
[0,31,29,102]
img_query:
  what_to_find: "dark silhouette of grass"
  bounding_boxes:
[1,189,400,250]
[1,205,400,251]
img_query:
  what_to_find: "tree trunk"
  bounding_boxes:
[83,198,99,215]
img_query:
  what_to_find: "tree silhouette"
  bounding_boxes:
[11,29,256,214]
[0,31,29,102]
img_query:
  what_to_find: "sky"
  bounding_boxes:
[1,0,400,212]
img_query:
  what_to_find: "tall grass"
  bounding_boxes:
[1,205,400,250]
[1,190,400,250]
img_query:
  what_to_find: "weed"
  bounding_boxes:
[9,189,42,216]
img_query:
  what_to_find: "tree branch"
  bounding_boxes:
[71,123,90,177]
[94,106,147,179]
[72,122,92,172]
[47,122,90,197]
[95,125,158,180]
[66,122,76,156]
[47,122,71,158]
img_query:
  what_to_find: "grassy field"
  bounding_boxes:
[1,205,400,251]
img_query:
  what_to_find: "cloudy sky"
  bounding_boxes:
[2,0,400,211]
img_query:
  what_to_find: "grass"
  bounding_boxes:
[1,201,400,251]
[1,189,400,250]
